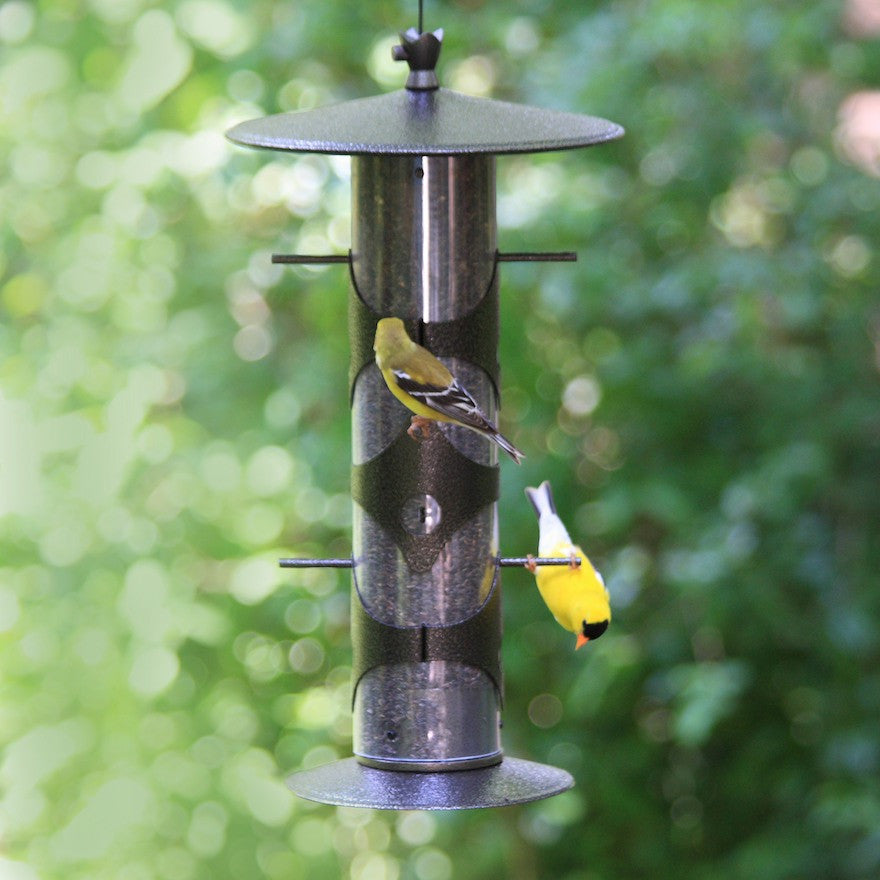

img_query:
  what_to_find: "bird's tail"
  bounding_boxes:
[492,429,525,465]
[524,480,555,518]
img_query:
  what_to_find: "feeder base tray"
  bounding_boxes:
[287,756,574,810]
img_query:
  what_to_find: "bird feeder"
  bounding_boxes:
[226,18,622,810]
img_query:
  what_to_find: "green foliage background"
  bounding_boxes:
[3,0,880,877]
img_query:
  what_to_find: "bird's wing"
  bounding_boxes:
[392,370,494,432]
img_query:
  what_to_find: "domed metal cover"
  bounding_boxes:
[226,87,623,156]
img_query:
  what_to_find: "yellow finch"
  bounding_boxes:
[525,480,610,649]
[373,317,524,464]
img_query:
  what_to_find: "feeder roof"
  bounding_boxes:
[226,87,623,157]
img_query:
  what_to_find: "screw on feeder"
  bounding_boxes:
[227,2,622,810]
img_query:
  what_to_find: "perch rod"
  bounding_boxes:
[278,556,581,568]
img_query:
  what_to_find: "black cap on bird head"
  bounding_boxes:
[576,619,609,650]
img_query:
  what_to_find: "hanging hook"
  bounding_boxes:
[392,1,442,91]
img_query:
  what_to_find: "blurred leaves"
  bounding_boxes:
[2,0,880,878]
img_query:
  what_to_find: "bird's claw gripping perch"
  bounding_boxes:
[407,415,435,441]
[524,554,537,574]
[569,553,579,570]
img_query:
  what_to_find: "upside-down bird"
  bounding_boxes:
[525,480,610,648]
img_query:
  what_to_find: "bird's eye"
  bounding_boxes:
[582,620,608,641]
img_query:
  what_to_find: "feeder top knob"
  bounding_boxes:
[392,27,443,91]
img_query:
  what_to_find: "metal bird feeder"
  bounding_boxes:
[227,14,622,810]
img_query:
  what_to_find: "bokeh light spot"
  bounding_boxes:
[129,646,180,697]
[50,778,154,862]
[0,0,35,44]
[176,0,255,59]
[367,35,405,87]
[288,637,325,675]
[245,445,294,496]
[527,693,564,729]
[562,375,601,417]
[0,585,21,631]
[284,599,321,634]
[187,801,229,857]
[2,272,47,317]
[233,324,273,361]
[117,10,192,113]
[395,812,435,847]
[289,817,333,857]
[229,556,282,605]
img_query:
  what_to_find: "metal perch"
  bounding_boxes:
[278,556,582,568]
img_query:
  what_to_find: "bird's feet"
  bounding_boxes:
[569,553,580,570]
[524,554,537,574]
[408,416,435,442]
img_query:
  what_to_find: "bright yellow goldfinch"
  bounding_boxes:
[525,480,610,649]
[373,317,524,464]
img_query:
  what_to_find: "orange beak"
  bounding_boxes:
[575,632,589,650]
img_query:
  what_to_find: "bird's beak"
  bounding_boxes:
[575,633,589,650]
